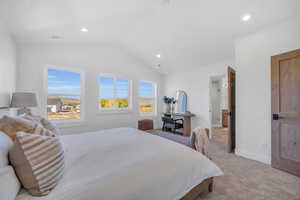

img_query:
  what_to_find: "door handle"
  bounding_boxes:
[272,114,283,120]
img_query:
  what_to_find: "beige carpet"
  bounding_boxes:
[197,140,300,200]
[211,127,228,145]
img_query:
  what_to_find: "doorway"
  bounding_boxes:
[209,75,229,148]
[271,49,300,177]
[209,67,236,153]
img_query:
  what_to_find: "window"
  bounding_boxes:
[99,76,131,110]
[138,81,156,115]
[47,68,83,121]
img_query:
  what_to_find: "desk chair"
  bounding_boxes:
[162,116,183,134]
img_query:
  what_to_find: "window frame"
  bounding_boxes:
[138,81,157,116]
[44,65,85,124]
[98,74,132,113]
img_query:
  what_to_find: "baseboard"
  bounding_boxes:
[235,149,271,165]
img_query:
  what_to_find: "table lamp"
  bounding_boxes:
[10,92,38,115]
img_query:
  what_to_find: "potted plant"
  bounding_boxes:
[163,96,176,114]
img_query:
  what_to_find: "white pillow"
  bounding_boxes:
[0,166,21,200]
[0,131,13,167]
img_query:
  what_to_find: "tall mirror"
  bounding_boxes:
[175,90,187,114]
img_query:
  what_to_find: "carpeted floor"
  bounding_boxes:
[197,140,300,200]
[211,127,228,146]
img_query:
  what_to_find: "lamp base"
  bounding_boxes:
[17,108,31,115]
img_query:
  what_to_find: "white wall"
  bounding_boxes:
[235,16,300,164]
[16,44,164,134]
[0,21,16,107]
[164,59,234,131]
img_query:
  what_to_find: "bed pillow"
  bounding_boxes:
[0,131,14,167]
[0,115,55,141]
[0,166,21,200]
[41,118,60,135]
[9,132,65,196]
[22,114,60,135]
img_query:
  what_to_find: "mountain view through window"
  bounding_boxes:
[47,69,81,120]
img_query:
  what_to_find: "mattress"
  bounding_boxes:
[16,128,222,200]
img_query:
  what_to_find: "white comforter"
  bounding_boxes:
[16,128,222,200]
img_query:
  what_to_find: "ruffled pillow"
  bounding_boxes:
[21,114,60,135]
[0,116,55,141]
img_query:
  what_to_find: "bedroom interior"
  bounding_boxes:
[0,0,300,200]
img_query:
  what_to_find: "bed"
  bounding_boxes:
[15,128,222,200]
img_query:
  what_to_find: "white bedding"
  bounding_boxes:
[16,128,222,200]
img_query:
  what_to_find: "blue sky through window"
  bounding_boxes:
[99,77,114,98]
[48,69,81,95]
[139,82,153,98]
[99,77,129,98]
[116,79,129,98]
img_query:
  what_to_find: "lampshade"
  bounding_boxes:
[10,92,38,108]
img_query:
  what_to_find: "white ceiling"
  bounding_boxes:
[0,0,299,73]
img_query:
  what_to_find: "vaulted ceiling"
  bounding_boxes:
[0,0,299,73]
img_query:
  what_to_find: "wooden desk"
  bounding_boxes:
[172,113,195,137]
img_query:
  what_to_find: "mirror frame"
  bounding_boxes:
[175,90,187,114]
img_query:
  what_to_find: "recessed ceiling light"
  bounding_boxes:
[156,54,161,58]
[81,27,88,32]
[242,14,251,22]
[50,35,63,40]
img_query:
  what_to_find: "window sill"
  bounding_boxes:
[98,109,133,115]
[52,119,87,128]
[139,113,157,117]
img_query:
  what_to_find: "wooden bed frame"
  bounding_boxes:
[181,177,213,200]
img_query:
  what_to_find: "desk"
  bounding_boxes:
[172,113,195,137]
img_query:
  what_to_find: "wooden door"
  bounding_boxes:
[227,67,236,153]
[271,49,300,177]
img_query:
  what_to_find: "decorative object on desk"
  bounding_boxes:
[175,90,187,114]
[10,92,37,115]
[171,101,176,114]
[163,96,176,114]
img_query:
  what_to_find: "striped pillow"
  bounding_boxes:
[9,132,64,196]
